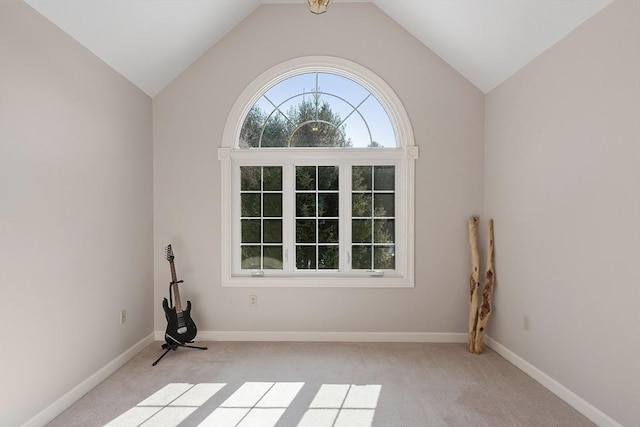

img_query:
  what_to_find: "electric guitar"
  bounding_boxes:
[162,245,198,345]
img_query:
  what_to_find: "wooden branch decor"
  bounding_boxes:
[467,216,480,353]
[473,219,495,354]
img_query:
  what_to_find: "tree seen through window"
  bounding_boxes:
[240,72,394,149]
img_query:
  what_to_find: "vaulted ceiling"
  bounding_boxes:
[24,0,613,97]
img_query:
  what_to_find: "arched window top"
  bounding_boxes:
[240,72,395,148]
[224,56,414,152]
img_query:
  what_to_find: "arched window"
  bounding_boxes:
[239,72,395,149]
[219,57,418,287]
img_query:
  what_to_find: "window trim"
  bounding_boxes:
[220,56,418,288]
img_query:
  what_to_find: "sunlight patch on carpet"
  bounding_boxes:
[199,382,303,427]
[104,382,381,427]
[104,383,226,427]
[299,384,381,427]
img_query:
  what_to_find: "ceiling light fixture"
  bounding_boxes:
[307,0,331,15]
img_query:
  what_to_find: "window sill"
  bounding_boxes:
[221,275,414,288]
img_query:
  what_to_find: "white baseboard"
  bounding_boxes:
[154,330,467,343]
[485,337,622,427]
[23,333,155,427]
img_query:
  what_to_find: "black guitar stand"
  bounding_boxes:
[152,341,208,366]
[152,281,208,367]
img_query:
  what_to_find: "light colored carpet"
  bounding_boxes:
[47,341,594,427]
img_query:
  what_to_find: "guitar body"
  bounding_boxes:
[162,297,198,345]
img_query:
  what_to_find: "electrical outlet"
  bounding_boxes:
[523,315,530,331]
[120,309,126,325]
[249,295,258,307]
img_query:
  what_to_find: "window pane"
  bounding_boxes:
[318,219,338,243]
[263,167,282,191]
[352,219,372,243]
[263,246,283,269]
[263,219,282,243]
[374,194,394,217]
[296,194,316,217]
[352,165,395,271]
[261,113,288,147]
[296,246,316,269]
[318,166,338,190]
[293,165,340,271]
[352,166,372,191]
[374,166,394,190]
[239,106,263,148]
[241,193,261,217]
[241,219,261,243]
[374,246,395,269]
[319,246,339,269]
[291,122,345,148]
[374,219,394,243]
[241,246,261,269]
[254,97,275,118]
[318,193,338,217]
[317,73,370,105]
[360,95,396,148]
[279,95,306,124]
[352,245,372,270]
[352,193,372,217]
[263,193,282,217]
[342,113,371,148]
[241,167,261,191]
[296,219,316,243]
[239,166,283,270]
[296,166,316,190]
[263,73,315,105]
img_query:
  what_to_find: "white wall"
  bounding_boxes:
[153,4,484,335]
[7,1,635,425]
[484,1,640,426]
[0,2,154,426]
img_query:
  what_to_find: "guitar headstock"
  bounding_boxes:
[166,245,174,262]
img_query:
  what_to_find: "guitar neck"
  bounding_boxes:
[169,260,184,314]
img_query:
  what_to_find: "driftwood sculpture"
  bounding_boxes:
[467,217,495,354]
[467,217,480,353]
[473,219,494,354]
